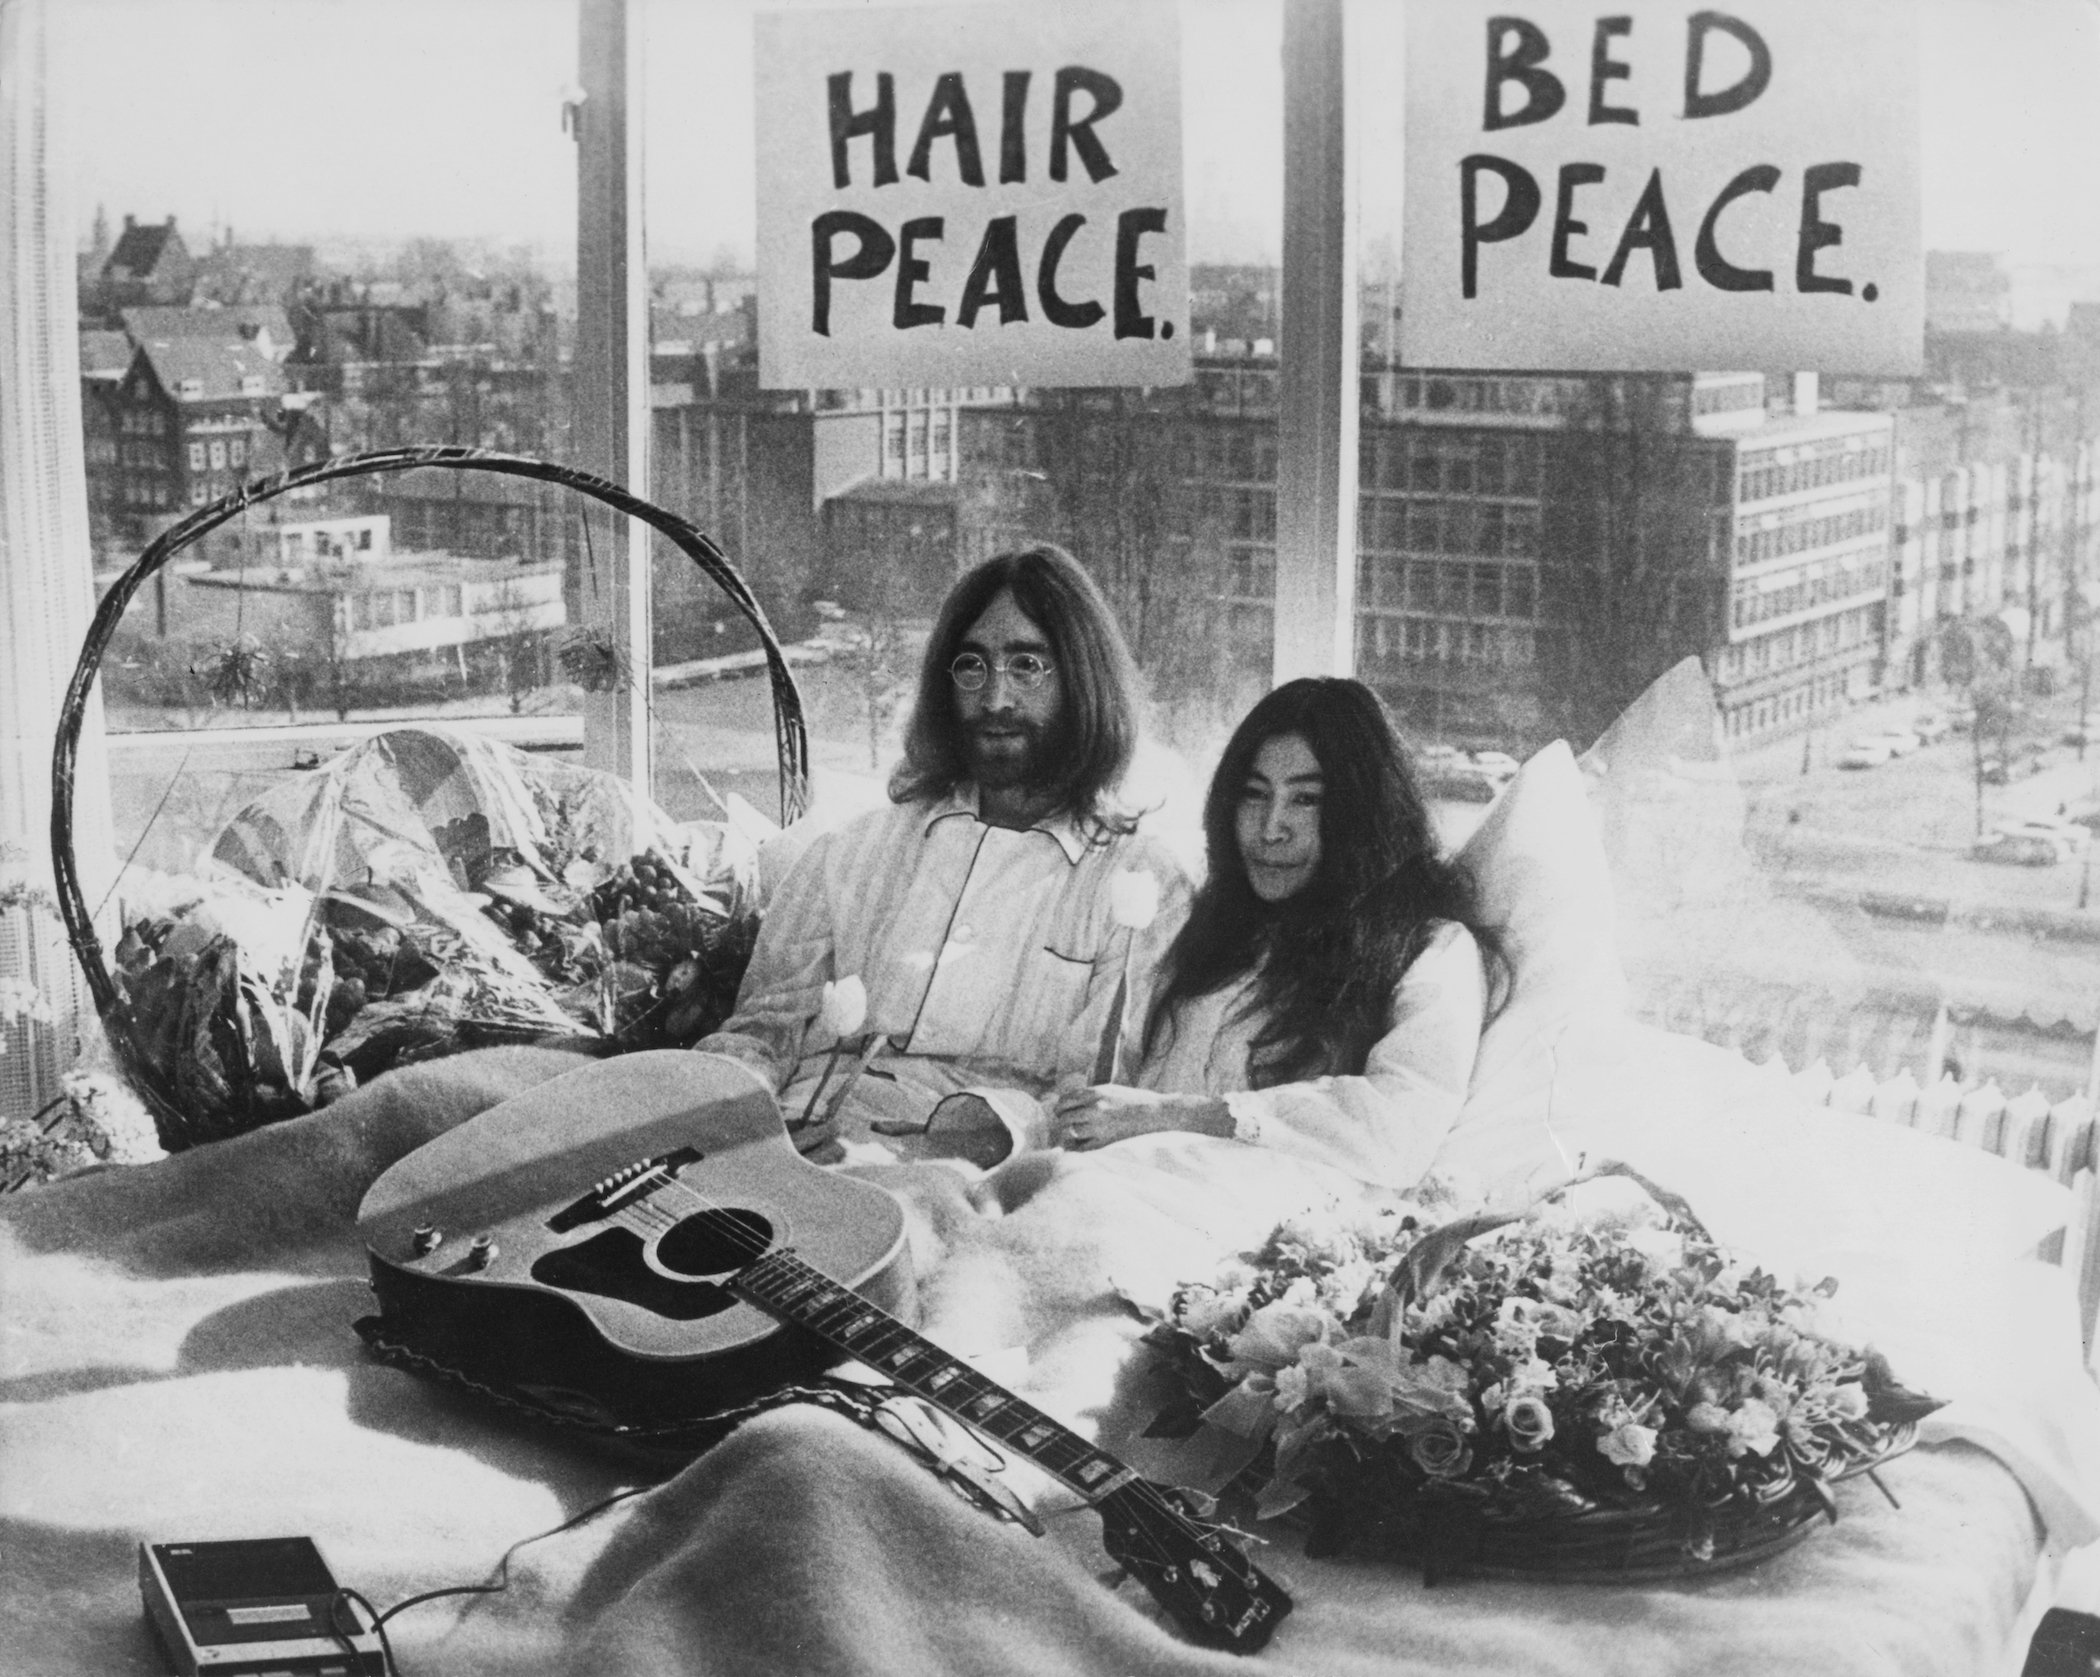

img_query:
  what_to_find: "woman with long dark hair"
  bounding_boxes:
[1054,678,1504,1189]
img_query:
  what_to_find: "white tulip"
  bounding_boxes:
[818,974,868,1038]
[1108,868,1160,930]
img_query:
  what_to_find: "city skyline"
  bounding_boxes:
[57,0,2100,301]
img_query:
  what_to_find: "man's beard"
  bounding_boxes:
[963,715,1061,793]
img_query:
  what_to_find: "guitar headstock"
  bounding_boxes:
[1097,1484,1292,1654]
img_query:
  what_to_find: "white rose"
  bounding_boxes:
[1108,869,1161,930]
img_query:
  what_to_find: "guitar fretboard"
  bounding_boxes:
[733,1248,1138,1503]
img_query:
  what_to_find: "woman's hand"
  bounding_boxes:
[1054,1085,1232,1150]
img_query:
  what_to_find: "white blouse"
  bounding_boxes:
[1128,920,1488,1190]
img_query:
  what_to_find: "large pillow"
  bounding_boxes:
[1432,741,1632,1199]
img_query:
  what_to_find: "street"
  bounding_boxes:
[1737,691,2100,922]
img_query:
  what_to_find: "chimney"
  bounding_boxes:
[124,213,135,229]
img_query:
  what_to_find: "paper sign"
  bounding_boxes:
[1401,2,1921,374]
[755,0,1189,390]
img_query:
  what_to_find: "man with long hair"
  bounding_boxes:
[699,545,1189,1163]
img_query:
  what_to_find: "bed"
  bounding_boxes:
[6,740,2100,1677]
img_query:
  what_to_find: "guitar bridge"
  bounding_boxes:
[546,1146,704,1233]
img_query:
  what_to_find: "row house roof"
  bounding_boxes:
[131,334,288,404]
[103,216,189,283]
[122,304,294,363]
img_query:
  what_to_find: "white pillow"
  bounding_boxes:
[1432,741,1632,1198]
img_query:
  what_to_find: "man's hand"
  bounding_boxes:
[1053,1084,1231,1149]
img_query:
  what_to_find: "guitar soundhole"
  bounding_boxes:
[656,1208,773,1279]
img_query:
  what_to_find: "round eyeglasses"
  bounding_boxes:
[949,652,1054,691]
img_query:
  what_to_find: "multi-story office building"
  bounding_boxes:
[1925,251,2013,334]
[650,346,1019,643]
[638,317,2094,755]
[1707,400,1896,741]
[1879,393,2097,698]
[1157,359,1895,751]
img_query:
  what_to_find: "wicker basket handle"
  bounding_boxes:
[1376,1159,1719,1329]
[49,445,810,1140]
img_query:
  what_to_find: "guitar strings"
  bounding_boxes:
[588,1161,1226,1587]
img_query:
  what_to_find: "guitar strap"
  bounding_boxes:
[354,1312,1042,1530]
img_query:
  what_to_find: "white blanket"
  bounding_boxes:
[3,1034,2096,1677]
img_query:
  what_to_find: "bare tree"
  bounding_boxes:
[996,392,1247,750]
[824,554,920,769]
[1547,377,1717,750]
[1938,615,2029,836]
[483,573,550,715]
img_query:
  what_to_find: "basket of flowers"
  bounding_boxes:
[1143,1166,1943,1582]
[50,447,808,1151]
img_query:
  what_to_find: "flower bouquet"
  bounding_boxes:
[105,726,765,1147]
[1145,1167,1943,1581]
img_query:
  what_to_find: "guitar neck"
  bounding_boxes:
[733,1248,1140,1504]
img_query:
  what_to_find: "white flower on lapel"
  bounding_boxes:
[819,974,868,1038]
[1108,868,1160,931]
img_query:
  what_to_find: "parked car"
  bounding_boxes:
[1971,830,2068,867]
[2061,716,2100,748]
[1867,727,1921,757]
[1468,750,1521,781]
[1424,764,1503,804]
[1837,738,1895,769]
[1909,712,1950,744]
[1993,817,2089,855]
[1979,750,2045,785]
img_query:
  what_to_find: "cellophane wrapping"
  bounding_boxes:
[111,726,762,1141]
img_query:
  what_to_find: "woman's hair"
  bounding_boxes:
[1142,677,1506,1086]
[889,544,1142,833]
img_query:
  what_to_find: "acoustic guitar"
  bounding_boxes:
[356,1051,1292,1654]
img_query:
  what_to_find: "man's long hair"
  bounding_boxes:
[1141,678,1506,1085]
[890,544,1141,832]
